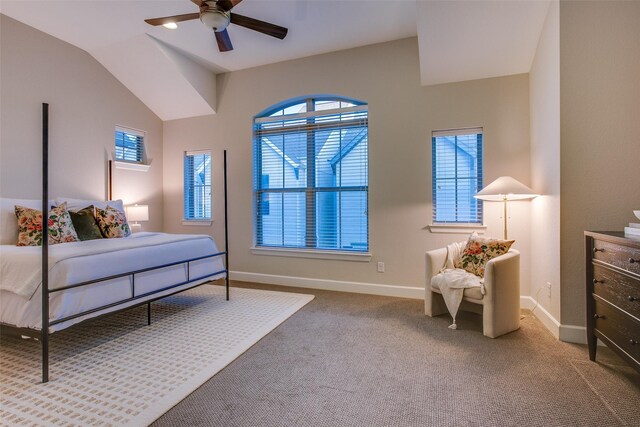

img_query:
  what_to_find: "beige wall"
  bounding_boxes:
[530,1,561,324]
[163,38,532,294]
[0,15,164,232]
[560,1,640,326]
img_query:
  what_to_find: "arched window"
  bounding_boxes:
[253,96,368,252]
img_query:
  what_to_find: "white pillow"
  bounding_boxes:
[0,198,54,245]
[56,197,124,213]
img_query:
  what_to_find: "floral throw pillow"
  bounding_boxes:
[15,202,79,246]
[455,233,515,277]
[94,205,131,238]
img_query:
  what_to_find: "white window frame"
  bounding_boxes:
[253,96,370,257]
[430,127,484,233]
[183,150,212,226]
[114,126,147,169]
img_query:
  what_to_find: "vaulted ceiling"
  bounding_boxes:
[0,0,551,121]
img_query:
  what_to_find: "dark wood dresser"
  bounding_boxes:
[585,231,640,373]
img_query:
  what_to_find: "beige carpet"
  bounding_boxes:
[153,282,640,427]
[0,285,314,426]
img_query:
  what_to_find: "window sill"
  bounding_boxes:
[182,220,212,226]
[428,223,486,234]
[251,246,372,262]
[114,161,151,172]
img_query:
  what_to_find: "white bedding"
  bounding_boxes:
[0,232,226,331]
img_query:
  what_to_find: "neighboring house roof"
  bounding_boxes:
[260,124,368,173]
[439,135,478,160]
[329,128,368,169]
[261,138,303,170]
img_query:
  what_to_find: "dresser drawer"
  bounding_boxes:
[592,240,640,275]
[593,264,640,321]
[593,299,640,363]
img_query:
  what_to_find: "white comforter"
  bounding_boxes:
[0,232,221,299]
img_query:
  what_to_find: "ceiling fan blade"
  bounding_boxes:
[215,29,234,52]
[230,13,288,40]
[217,0,244,12]
[145,13,200,26]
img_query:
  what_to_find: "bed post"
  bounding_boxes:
[108,160,113,201]
[41,103,50,383]
[224,149,229,301]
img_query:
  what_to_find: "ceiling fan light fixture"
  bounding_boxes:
[200,10,231,32]
[162,22,178,30]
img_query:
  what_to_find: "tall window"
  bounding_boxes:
[254,97,368,252]
[115,127,144,163]
[184,150,212,221]
[432,128,483,223]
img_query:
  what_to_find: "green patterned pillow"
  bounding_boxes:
[456,233,515,277]
[15,202,79,246]
[69,205,103,241]
[94,205,131,238]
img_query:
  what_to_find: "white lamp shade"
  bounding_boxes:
[474,176,538,201]
[126,204,149,222]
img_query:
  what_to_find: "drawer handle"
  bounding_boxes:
[593,279,604,285]
[629,258,640,264]
[594,314,607,320]
[593,248,605,255]
[631,339,638,346]
[629,296,638,302]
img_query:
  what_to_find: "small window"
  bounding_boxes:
[432,128,483,223]
[184,150,212,221]
[115,127,144,163]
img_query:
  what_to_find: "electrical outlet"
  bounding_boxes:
[377,262,385,273]
[546,282,552,298]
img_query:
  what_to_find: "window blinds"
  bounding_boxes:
[254,100,368,252]
[184,150,212,220]
[432,129,483,223]
[115,127,144,163]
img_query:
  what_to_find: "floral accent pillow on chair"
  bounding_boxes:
[15,202,79,246]
[94,205,131,238]
[455,232,515,277]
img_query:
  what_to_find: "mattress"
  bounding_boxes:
[0,232,226,331]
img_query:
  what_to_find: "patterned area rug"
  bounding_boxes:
[0,285,314,426]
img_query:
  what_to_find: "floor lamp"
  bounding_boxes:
[474,176,538,240]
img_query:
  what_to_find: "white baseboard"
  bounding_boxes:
[522,297,589,344]
[520,296,537,311]
[230,271,424,299]
[522,297,560,339]
[231,271,589,344]
[559,324,588,344]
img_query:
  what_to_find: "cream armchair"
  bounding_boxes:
[425,247,521,338]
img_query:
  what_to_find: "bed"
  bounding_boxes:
[0,103,229,383]
[0,231,226,331]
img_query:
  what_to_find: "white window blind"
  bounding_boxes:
[254,97,368,252]
[184,150,212,221]
[432,128,483,223]
[115,126,144,163]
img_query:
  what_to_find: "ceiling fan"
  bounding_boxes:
[144,0,288,52]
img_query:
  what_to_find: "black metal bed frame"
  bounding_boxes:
[1,103,230,383]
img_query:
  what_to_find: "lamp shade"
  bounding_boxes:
[125,204,149,222]
[474,176,538,201]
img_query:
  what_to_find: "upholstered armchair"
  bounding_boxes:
[425,247,521,338]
